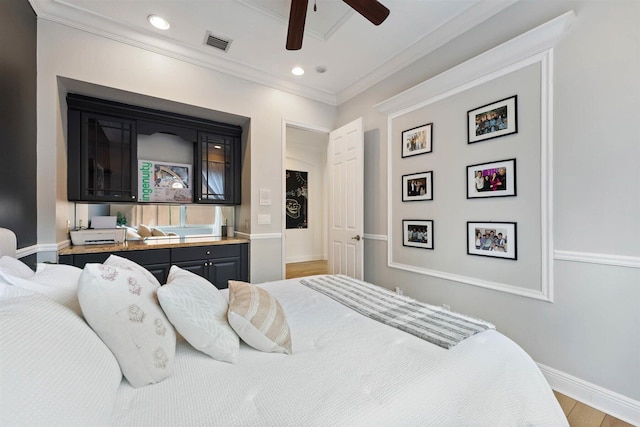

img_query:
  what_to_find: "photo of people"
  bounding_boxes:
[473,227,507,252]
[466,158,516,199]
[406,177,427,196]
[402,171,433,201]
[475,106,508,136]
[402,123,432,157]
[467,221,517,260]
[403,220,434,249]
[467,96,517,144]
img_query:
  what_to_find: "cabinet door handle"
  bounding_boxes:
[131,195,136,200]
[206,251,210,255]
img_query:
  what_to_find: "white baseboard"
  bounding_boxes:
[537,362,640,425]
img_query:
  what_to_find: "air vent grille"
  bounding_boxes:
[205,32,232,52]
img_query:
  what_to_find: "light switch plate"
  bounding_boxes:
[259,188,271,205]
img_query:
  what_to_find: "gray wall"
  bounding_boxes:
[0,0,37,250]
[339,0,640,402]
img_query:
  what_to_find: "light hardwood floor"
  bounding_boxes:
[285,260,328,279]
[285,261,635,427]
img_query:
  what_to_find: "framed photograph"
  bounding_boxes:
[466,158,516,199]
[402,123,433,157]
[467,221,517,260]
[403,220,434,249]
[402,171,433,201]
[467,95,517,144]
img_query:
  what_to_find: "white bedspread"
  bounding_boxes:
[112,276,567,426]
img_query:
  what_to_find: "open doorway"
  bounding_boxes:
[283,124,329,279]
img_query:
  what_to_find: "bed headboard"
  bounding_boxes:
[0,228,17,258]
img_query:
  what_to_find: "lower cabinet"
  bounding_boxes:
[58,243,248,288]
[171,244,248,289]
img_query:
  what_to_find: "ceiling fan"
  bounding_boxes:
[286,0,390,50]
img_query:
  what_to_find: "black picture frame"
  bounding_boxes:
[467,221,517,260]
[467,95,518,144]
[403,220,434,250]
[402,123,433,157]
[402,171,433,202]
[466,158,517,199]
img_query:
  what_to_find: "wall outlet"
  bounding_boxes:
[395,287,403,296]
[257,214,271,225]
[443,304,451,311]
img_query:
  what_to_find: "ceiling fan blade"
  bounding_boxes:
[342,0,390,25]
[286,0,309,50]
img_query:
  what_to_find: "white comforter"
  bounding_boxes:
[112,276,567,426]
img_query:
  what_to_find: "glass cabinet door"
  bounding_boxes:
[197,132,236,204]
[81,112,137,202]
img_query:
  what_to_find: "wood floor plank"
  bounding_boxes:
[567,402,607,427]
[554,391,577,416]
[286,260,328,279]
[600,415,636,427]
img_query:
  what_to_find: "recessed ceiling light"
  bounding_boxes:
[148,14,170,30]
[291,67,304,76]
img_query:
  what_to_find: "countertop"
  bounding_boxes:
[59,235,249,255]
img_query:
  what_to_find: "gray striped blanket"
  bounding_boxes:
[299,275,495,349]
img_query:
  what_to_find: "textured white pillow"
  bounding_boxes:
[0,262,83,315]
[227,281,292,354]
[158,266,239,363]
[0,293,122,426]
[78,263,176,388]
[0,256,34,279]
[104,254,162,288]
[0,281,36,299]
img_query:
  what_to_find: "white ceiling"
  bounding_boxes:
[29,0,518,105]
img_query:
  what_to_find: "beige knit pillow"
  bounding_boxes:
[227,281,292,354]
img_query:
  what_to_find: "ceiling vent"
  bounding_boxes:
[204,32,232,52]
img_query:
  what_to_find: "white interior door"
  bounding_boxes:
[328,118,363,279]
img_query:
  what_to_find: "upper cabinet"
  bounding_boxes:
[67,94,242,205]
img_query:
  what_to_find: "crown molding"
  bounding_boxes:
[30,0,338,106]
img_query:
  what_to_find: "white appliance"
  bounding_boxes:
[70,228,126,245]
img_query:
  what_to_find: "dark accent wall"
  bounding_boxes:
[0,0,38,249]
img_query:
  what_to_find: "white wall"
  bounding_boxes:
[338,0,640,419]
[285,127,328,263]
[36,20,336,282]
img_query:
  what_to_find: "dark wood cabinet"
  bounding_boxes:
[58,243,248,287]
[196,132,241,204]
[66,94,242,205]
[171,244,248,289]
[67,110,137,202]
[59,248,171,283]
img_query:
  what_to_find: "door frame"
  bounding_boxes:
[281,119,332,279]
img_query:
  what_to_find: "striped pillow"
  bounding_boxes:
[227,281,292,354]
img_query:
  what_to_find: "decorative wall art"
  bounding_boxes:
[402,123,433,157]
[402,171,433,202]
[467,95,518,144]
[138,160,192,203]
[403,220,434,249]
[467,221,517,260]
[466,158,517,198]
[286,169,308,229]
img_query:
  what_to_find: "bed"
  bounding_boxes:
[0,228,568,426]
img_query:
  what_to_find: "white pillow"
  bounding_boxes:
[0,281,36,299]
[0,256,34,279]
[104,254,162,288]
[158,266,239,363]
[0,293,122,426]
[0,262,83,315]
[78,263,176,388]
[227,281,292,354]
